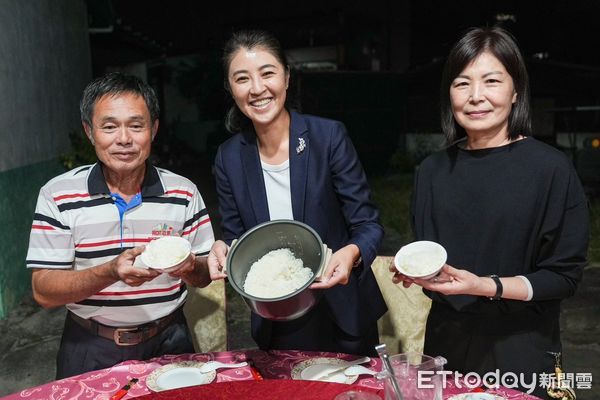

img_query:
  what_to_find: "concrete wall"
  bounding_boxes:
[0,0,92,317]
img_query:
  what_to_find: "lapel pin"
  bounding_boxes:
[296,138,306,154]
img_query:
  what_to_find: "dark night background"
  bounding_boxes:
[85,0,600,183]
[90,0,600,67]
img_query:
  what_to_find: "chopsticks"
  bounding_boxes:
[110,378,138,400]
[234,353,264,381]
[247,359,264,381]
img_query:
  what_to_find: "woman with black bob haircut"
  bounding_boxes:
[207,30,387,355]
[392,26,588,398]
[440,27,532,144]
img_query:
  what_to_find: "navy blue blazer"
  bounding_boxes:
[214,111,387,344]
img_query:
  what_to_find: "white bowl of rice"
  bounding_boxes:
[394,241,447,280]
[141,236,192,273]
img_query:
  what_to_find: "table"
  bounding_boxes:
[134,380,376,400]
[2,350,541,399]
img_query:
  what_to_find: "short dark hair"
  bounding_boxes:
[440,26,531,144]
[221,30,291,133]
[80,72,160,128]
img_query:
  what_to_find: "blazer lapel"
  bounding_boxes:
[289,111,309,222]
[240,131,270,224]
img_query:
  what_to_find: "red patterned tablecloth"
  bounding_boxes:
[2,350,540,399]
[133,380,380,400]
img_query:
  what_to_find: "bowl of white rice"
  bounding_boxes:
[141,236,192,272]
[226,220,327,321]
[394,241,447,280]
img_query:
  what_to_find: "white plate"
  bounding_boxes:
[146,361,216,392]
[291,357,359,384]
[447,394,507,400]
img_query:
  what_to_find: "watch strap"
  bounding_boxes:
[488,274,503,300]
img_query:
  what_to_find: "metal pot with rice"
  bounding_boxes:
[226,220,329,321]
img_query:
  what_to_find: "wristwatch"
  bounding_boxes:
[488,274,503,300]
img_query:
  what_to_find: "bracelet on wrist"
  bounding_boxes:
[487,274,503,300]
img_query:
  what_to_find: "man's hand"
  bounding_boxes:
[166,253,195,279]
[32,246,160,308]
[111,246,160,286]
[167,253,212,288]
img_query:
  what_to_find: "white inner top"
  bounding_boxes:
[261,159,293,220]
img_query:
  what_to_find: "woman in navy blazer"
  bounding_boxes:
[207,30,387,355]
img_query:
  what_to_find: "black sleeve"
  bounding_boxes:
[525,167,589,301]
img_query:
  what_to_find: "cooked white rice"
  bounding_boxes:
[243,248,314,298]
[399,250,444,275]
[144,237,190,268]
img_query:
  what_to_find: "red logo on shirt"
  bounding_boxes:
[151,224,176,237]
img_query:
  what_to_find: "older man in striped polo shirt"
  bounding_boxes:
[26,72,215,378]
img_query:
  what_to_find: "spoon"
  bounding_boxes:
[199,361,248,373]
[313,356,371,380]
[343,365,378,376]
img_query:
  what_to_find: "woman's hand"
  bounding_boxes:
[390,261,416,288]
[396,264,493,297]
[393,264,529,300]
[310,244,359,289]
[207,240,229,280]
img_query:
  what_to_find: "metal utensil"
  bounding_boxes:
[199,361,248,373]
[375,344,404,400]
[313,356,371,380]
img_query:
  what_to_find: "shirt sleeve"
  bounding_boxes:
[214,146,247,245]
[26,186,75,269]
[328,122,384,271]
[523,167,589,301]
[181,184,215,256]
[516,275,534,301]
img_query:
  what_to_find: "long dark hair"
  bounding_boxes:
[222,29,292,133]
[440,26,532,144]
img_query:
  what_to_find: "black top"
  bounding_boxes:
[411,137,589,313]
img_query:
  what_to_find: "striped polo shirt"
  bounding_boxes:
[26,162,214,326]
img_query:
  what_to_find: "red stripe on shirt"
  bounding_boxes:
[165,189,193,197]
[75,237,153,248]
[181,217,211,236]
[95,282,183,296]
[32,224,55,231]
[54,193,90,201]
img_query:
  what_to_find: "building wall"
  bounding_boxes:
[0,0,92,317]
[0,160,66,316]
